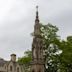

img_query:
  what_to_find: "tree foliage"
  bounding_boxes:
[18,50,32,64]
[18,23,72,72]
[60,36,72,72]
[40,23,62,72]
[17,50,32,72]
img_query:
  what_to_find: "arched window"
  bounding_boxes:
[10,66,12,71]
[17,67,19,72]
[5,66,6,69]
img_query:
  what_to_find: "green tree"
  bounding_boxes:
[17,23,72,72]
[40,23,62,72]
[17,50,32,72]
[60,36,72,72]
[18,50,32,64]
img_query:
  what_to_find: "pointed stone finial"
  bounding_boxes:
[35,6,39,22]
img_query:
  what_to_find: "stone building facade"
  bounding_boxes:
[0,54,24,72]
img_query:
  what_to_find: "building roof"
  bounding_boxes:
[0,58,22,67]
[0,58,6,66]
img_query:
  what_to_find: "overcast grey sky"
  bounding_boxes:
[0,0,72,60]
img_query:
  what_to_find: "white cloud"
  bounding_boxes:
[0,0,72,60]
[0,0,16,21]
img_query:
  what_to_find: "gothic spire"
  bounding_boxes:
[35,6,39,22]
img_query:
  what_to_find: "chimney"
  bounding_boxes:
[10,54,16,62]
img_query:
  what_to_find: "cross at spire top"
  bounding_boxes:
[36,6,38,12]
[35,6,39,22]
